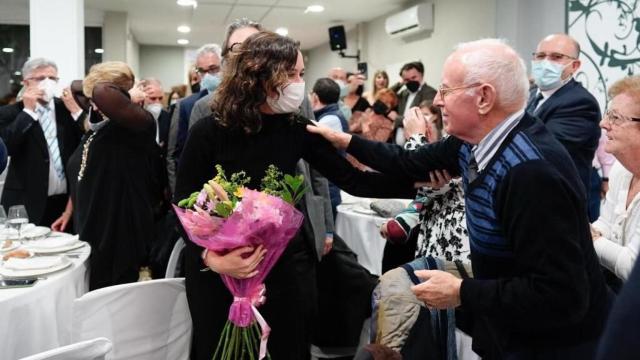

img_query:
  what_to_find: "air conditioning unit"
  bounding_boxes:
[385,3,434,38]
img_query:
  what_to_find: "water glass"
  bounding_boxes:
[7,205,29,240]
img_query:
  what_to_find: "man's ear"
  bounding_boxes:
[477,84,496,115]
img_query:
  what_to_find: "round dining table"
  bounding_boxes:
[0,242,91,360]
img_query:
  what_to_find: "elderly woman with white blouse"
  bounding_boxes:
[591,75,640,282]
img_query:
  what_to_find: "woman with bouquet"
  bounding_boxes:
[175,31,415,359]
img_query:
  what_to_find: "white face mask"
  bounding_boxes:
[38,78,58,103]
[88,106,110,131]
[266,82,306,114]
[145,103,163,120]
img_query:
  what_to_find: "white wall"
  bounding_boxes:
[139,45,186,92]
[306,0,566,90]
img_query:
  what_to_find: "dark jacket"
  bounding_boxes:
[393,83,438,129]
[527,79,601,198]
[0,99,83,224]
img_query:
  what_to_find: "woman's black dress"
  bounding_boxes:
[67,84,158,290]
[175,113,413,360]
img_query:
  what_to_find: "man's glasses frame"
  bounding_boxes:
[532,52,576,62]
[437,83,483,103]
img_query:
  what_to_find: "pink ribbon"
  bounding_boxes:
[231,284,271,359]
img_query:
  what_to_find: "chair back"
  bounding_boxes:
[165,238,186,278]
[72,278,191,360]
[19,337,112,360]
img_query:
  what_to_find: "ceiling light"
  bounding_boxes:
[94,48,104,54]
[2,48,14,53]
[14,71,21,76]
[305,5,325,13]
[177,0,197,8]
[177,39,190,45]
[177,25,191,33]
[275,27,289,36]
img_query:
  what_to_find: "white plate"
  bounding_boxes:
[26,241,86,254]
[0,240,20,253]
[0,256,71,279]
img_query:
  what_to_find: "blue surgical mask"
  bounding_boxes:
[201,73,221,93]
[531,60,571,91]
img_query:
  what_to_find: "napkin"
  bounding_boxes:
[28,235,79,249]
[4,256,63,270]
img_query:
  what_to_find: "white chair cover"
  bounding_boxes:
[165,238,186,278]
[19,337,112,360]
[72,278,191,360]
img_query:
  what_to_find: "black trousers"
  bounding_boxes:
[40,194,69,229]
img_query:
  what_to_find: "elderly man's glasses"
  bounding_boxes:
[437,83,482,102]
[195,65,220,75]
[26,75,59,82]
[604,109,640,126]
[532,52,576,62]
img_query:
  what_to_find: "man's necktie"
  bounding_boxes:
[526,92,544,114]
[38,106,65,179]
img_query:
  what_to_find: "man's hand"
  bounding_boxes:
[61,87,82,114]
[414,170,453,189]
[22,86,44,111]
[412,269,462,309]
[403,107,427,139]
[306,124,352,150]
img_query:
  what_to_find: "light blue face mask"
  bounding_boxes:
[531,60,571,91]
[201,73,221,92]
[334,79,348,98]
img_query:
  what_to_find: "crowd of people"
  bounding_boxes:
[1,16,639,360]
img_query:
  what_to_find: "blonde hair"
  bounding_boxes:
[83,61,134,98]
[609,75,640,100]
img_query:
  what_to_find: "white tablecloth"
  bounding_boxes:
[336,203,387,276]
[0,243,91,360]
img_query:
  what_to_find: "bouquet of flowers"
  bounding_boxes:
[174,165,306,360]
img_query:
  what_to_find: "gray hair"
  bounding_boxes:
[454,38,529,111]
[221,18,263,57]
[142,77,162,88]
[22,57,58,78]
[195,43,222,60]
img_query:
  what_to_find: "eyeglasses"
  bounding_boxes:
[223,42,242,56]
[603,109,640,126]
[25,75,59,82]
[532,52,576,62]
[194,65,220,75]
[146,96,163,102]
[437,83,483,103]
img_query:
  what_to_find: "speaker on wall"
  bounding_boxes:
[328,25,347,51]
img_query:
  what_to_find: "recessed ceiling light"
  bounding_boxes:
[177,39,190,45]
[14,71,21,76]
[177,25,191,33]
[2,48,14,53]
[275,27,289,36]
[94,48,104,54]
[305,5,325,13]
[177,0,197,8]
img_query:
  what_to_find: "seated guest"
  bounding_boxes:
[363,70,390,105]
[591,75,640,282]
[0,57,84,228]
[65,61,157,289]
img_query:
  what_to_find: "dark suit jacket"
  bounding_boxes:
[0,99,84,224]
[394,83,438,128]
[527,79,601,197]
[157,109,171,157]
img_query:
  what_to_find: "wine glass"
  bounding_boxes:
[7,205,29,241]
[0,207,6,230]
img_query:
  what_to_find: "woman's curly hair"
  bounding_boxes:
[213,31,300,134]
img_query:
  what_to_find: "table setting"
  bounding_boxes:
[0,206,92,359]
